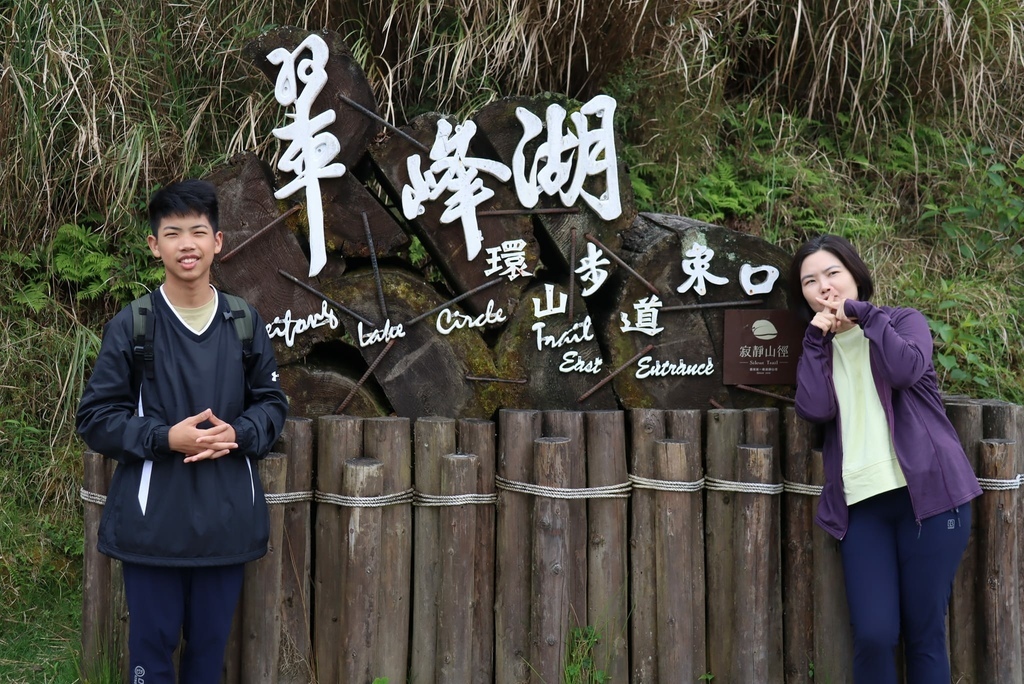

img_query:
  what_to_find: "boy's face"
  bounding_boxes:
[147,212,223,289]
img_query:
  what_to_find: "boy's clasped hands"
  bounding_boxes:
[168,408,238,462]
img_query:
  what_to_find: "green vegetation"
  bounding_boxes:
[2,0,1022,679]
[563,625,609,683]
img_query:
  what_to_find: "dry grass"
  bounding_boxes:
[327,0,705,121]
[720,0,1024,148]
[0,0,293,251]
[3,0,1021,256]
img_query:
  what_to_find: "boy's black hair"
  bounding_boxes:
[788,234,874,323]
[148,179,219,235]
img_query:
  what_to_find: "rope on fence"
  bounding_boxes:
[315,488,416,507]
[495,476,632,499]
[84,474,1024,510]
[80,487,106,505]
[82,487,319,506]
[629,474,705,492]
[705,477,784,495]
[265,491,314,504]
[977,474,1023,491]
[413,492,499,506]
[782,481,824,496]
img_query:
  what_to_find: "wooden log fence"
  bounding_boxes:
[80,401,1024,684]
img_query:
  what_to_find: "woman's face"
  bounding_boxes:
[799,249,859,311]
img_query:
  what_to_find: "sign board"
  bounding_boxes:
[723,309,804,385]
[210,28,801,418]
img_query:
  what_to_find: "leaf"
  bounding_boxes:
[11,281,52,312]
[931,322,955,343]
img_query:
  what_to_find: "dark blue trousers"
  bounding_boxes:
[840,487,971,684]
[122,562,245,684]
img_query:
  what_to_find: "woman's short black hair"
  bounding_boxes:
[148,179,219,235]
[788,234,874,322]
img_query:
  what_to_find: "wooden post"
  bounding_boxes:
[81,451,113,680]
[704,408,744,682]
[584,410,629,683]
[665,409,701,446]
[410,417,456,684]
[458,418,497,684]
[436,453,480,683]
[530,437,571,684]
[542,411,587,629]
[242,452,287,683]
[743,408,784,682]
[731,444,774,682]
[977,438,1022,683]
[810,448,853,684]
[946,400,983,683]
[982,400,1019,444]
[314,415,363,683]
[276,418,314,683]
[1017,405,1024,673]
[340,458,385,684]
[981,400,1023,675]
[112,572,129,680]
[628,408,665,683]
[781,408,816,683]
[364,417,413,683]
[495,409,541,684]
[654,439,706,682]
[104,457,129,682]
[744,408,780,472]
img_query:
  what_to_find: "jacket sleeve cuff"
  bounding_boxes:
[151,425,171,458]
[845,299,873,322]
[803,325,827,348]
[232,419,256,457]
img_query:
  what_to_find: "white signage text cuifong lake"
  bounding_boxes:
[358,319,406,347]
[436,300,508,335]
[635,355,715,379]
[266,300,339,347]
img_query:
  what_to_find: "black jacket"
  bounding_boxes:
[76,288,288,566]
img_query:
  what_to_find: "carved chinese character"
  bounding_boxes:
[512,95,621,220]
[484,239,533,281]
[402,119,512,261]
[619,295,665,336]
[267,35,347,277]
[575,242,611,297]
[676,242,729,296]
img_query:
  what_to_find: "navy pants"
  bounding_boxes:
[122,562,245,684]
[840,487,971,684]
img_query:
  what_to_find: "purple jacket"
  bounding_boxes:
[795,299,982,539]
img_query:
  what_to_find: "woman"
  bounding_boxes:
[790,234,981,683]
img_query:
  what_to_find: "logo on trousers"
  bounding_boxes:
[134,665,145,683]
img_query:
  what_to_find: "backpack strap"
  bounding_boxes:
[130,292,155,393]
[221,292,254,367]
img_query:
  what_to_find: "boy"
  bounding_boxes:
[76,179,288,683]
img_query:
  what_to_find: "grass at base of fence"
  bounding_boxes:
[0,502,84,683]
[563,625,609,683]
